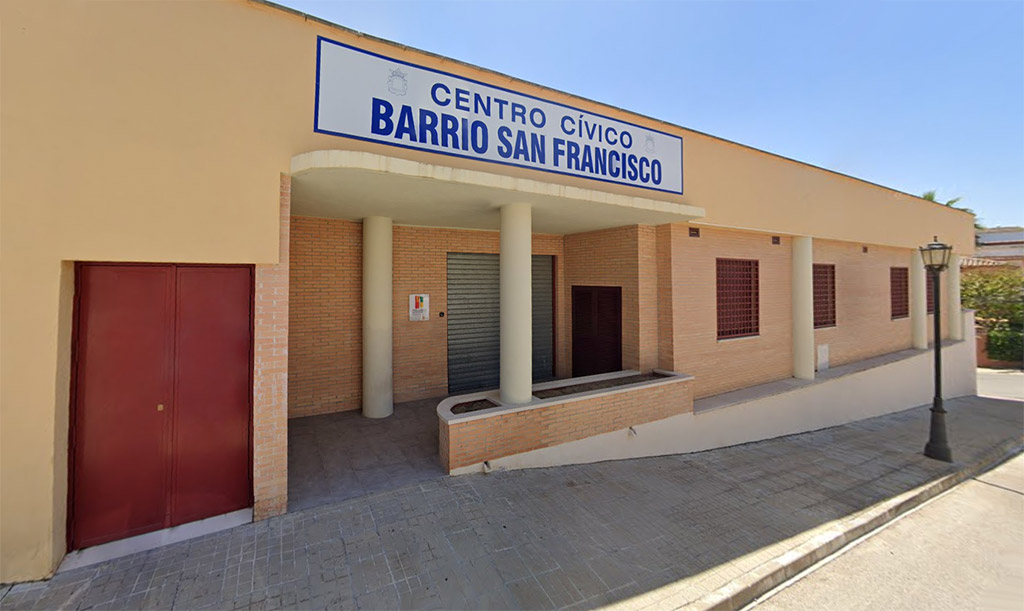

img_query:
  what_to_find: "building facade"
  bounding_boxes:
[0,0,976,581]
[975,226,1024,268]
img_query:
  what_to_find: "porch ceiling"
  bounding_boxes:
[290,151,705,234]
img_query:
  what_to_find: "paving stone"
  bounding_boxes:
[535,567,587,608]
[490,547,532,584]
[354,583,399,610]
[505,576,556,610]
[2,396,1021,610]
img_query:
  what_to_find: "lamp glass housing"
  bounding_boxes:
[920,240,952,272]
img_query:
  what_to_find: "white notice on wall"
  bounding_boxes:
[409,294,429,321]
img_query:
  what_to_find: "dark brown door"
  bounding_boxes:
[571,286,622,377]
[71,264,252,549]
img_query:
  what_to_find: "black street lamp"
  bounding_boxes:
[920,237,953,463]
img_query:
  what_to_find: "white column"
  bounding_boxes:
[911,250,928,349]
[947,254,963,341]
[500,203,533,405]
[792,236,815,380]
[362,216,393,418]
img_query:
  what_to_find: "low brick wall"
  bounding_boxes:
[439,375,693,472]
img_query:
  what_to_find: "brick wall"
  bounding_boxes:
[656,224,676,371]
[812,240,917,367]
[975,326,1022,368]
[252,174,290,520]
[440,378,694,472]
[288,217,362,418]
[288,218,565,415]
[288,217,936,424]
[671,225,793,398]
[637,226,660,371]
[564,226,650,372]
[393,227,565,402]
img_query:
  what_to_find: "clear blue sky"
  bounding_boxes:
[278,0,1023,228]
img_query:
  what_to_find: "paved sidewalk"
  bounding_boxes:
[289,398,443,512]
[3,395,1021,610]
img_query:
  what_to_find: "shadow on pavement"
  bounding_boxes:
[3,395,1022,610]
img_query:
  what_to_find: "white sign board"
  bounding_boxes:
[409,294,429,321]
[315,36,683,195]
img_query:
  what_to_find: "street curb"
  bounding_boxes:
[689,437,1024,611]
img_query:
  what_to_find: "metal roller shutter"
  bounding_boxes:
[446,253,554,394]
[447,253,500,393]
[532,255,555,383]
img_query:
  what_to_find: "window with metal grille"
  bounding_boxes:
[926,273,935,314]
[813,264,836,328]
[891,267,909,319]
[716,258,759,339]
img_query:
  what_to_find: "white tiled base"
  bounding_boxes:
[58,508,252,573]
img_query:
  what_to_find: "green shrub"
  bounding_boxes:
[987,323,1023,363]
[962,268,1024,330]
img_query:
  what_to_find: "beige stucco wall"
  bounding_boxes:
[1,0,975,580]
[684,137,975,252]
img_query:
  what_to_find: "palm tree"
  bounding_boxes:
[921,190,984,229]
[921,190,962,207]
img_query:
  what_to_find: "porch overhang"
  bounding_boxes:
[290,150,705,233]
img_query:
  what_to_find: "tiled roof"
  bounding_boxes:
[960,256,1013,268]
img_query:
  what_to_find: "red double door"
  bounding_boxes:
[71,264,253,549]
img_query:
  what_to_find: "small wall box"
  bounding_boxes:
[409,294,429,321]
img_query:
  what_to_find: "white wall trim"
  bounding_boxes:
[291,150,705,219]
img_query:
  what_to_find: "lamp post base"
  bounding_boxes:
[924,402,953,463]
[924,442,953,462]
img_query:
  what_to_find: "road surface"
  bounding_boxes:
[751,452,1024,611]
[978,367,1024,401]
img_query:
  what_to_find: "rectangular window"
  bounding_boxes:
[926,273,935,314]
[891,267,909,319]
[717,258,759,339]
[813,264,836,328]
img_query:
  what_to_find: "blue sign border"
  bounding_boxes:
[314,36,684,196]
